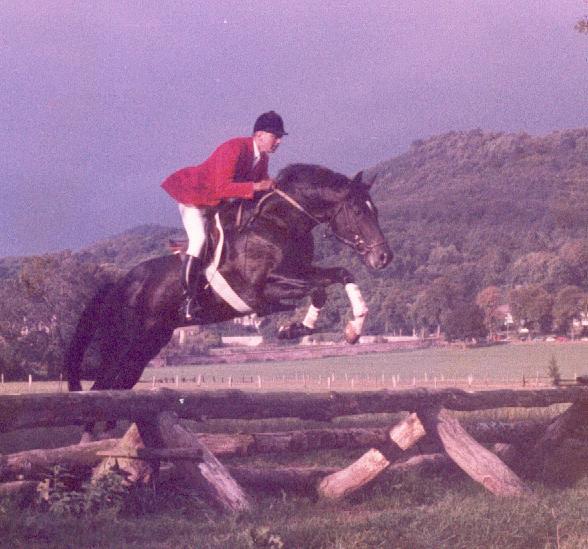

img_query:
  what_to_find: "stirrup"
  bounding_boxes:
[183,295,203,321]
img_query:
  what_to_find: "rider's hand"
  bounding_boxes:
[253,179,276,192]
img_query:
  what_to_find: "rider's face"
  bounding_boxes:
[255,131,282,154]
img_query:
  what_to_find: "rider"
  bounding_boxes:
[161,111,287,321]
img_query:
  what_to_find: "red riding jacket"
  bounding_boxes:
[161,136,269,207]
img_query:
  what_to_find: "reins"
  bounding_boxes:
[241,187,385,255]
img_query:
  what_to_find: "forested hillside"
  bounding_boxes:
[1,129,587,378]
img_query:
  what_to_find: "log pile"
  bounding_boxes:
[0,387,587,512]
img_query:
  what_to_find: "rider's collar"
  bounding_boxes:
[252,138,261,165]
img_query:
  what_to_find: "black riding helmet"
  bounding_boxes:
[253,111,288,137]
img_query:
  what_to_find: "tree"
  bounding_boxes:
[10,253,119,379]
[552,286,587,337]
[558,239,588,289]
[475,286,503,339]
[413,277,460,337]
[508,285,553,335]
[367,286,412,335]
[442,302,487,343]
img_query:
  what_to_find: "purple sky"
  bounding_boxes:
[1,1,587,256]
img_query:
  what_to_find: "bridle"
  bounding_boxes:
[246,188,386,255]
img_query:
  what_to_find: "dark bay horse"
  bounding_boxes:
[66,164,391,403]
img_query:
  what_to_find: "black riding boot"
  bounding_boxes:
[181,255,204,321]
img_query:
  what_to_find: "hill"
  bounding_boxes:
[364,128,588,289]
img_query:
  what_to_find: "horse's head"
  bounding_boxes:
[275,164,392,270]
[328,171,392,270]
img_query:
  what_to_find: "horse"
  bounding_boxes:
[65,163,391,434]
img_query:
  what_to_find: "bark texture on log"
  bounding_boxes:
[2,387,587,432]
[420,408,530,497]
[156,412,252,514]
[318,413,426,500]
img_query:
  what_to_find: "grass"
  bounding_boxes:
[2,474,588,548]
[139,341,588,390]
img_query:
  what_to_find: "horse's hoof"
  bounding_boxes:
[344,323,360,345]
[278,322,314,340]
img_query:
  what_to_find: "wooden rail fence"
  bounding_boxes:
[1,386,587,513]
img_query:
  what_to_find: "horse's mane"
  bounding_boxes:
[276,164,351,202]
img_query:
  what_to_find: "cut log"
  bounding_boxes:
[420,408,530,497]
[92,423,154,484]
[156,411,252,514]
[318,412,426,500]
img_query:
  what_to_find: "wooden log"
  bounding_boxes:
[420,408,530,497]
[156,411,252,514]
[533,400,588,451]
[92,423,154,484]
[318,413,426,500]
[95,448,203,462]
[1,386,587,432]
[0,439,118,482]
[530,400,588,481]
[190,426,391,456]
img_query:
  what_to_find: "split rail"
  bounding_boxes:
[1,385,587,513]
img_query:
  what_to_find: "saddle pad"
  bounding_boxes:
[204,213,253,314]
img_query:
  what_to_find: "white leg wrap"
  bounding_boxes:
[345,283,368,334]
[302,304,321,329]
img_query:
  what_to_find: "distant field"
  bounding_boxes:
[1,342,586,395]
[134,341,588,393]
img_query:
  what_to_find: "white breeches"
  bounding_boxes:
[179,204,208,257]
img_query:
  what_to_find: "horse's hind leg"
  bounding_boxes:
[101,327,175,434]
[80,336,137,441]
[278,287,327,340]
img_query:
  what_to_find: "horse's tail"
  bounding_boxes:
[65,283,114,392]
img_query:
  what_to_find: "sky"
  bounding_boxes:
[1,1,587,257]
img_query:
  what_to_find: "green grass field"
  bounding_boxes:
[137,342,588,392]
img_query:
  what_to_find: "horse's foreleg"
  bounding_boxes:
[343,282,369,344]
[303,268,368,344]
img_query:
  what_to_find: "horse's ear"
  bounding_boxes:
[351,170,377,189]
